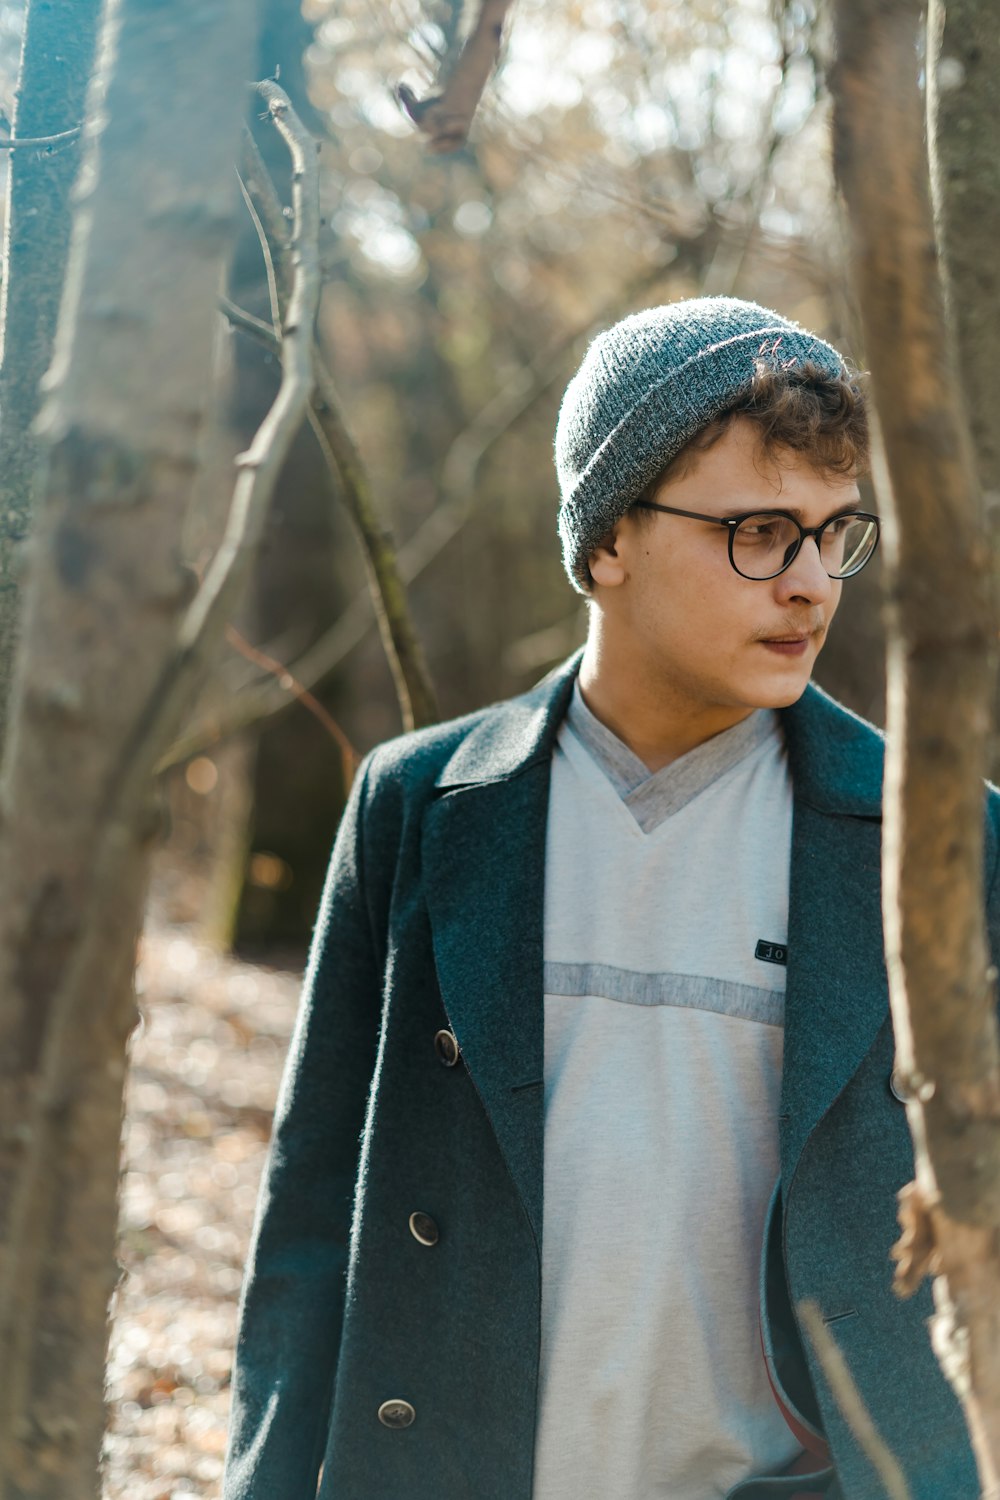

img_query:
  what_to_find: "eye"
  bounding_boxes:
[739,517,783,539]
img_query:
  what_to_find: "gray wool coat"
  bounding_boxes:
[223,650,1000,1500]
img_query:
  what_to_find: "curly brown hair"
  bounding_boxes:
[635,357,870,504]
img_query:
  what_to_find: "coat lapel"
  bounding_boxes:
[778,684,1000,1191]
[779,684,888,1189]
[421,654,581,1251]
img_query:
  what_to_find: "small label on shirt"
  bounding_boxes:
[755,939,788,967]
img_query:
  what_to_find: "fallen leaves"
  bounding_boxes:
[102,915,301,1499]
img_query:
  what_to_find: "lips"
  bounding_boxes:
[760,635,811,657]
[759,622,821,644]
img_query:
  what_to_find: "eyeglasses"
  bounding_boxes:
[632,501,881,581]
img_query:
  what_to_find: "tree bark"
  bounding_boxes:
[830,1,1000,1493]
[397,0,515,153]
[926,0,1000,514]
[0,1,256,1494]
[925,0,1000,786]
[0,0,102,750]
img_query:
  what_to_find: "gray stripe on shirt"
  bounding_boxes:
[544,960,785,1027]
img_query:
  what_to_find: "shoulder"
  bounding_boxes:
[357,649,582,818]
[359,703,500,809]
[784,683,1000,877]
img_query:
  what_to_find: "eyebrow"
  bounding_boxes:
[718,498,863,522]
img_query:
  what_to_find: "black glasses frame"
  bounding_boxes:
[631,501,881,581]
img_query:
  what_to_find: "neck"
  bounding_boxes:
[578,618,756,773]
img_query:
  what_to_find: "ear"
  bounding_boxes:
[587,519,629,588]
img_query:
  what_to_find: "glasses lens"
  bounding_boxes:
[820,515,878,578]
[731,514,801,579]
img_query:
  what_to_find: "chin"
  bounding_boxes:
[747,671,814,710]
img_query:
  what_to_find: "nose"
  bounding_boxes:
[772,535,835,606]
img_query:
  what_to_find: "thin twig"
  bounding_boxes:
[239,127,292,303]
[224,623,357,792]
[797,1299,912,1500]
[306,358,438,727]
[174,82,318,657]
[215,289,438,730]
[218,293,278,347]
[0,125,81,149]
[235,168,281,333]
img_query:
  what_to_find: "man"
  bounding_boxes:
[223,297,1000,1500]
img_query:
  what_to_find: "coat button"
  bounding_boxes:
[378,1398,415,1429]
[889,1068,908,1103]
[409,1210,440,1246]
[434,1028,460,1066]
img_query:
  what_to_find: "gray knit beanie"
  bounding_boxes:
[555,295,850,593]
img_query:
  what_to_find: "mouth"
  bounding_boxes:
[759,632,814,657]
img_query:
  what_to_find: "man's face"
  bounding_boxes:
[588,416,863,716]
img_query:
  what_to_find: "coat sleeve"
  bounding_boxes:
[223,751,384,1500]
[987,788,1000,979]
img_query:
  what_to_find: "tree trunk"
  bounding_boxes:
[0,0,256,1493]
[926,0,1000,513]
[830,1,1000,1493]
[925,0,1000,786]
[0,0,103,749]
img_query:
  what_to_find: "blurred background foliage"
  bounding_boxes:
[0,0,885,953]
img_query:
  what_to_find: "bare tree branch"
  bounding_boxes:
[396,0,514,154]
[235,166,282,333]
[219,292,277,347]
[236,132,437,729]
[162,263,672,767]
[174,82,318,659]
[238,126,291,312]
[0,124,81,149]
[304,379,438,727]
[224,623,357,791]
[207,289,441,738]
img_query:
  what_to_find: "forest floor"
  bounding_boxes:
[101,899,303,1500]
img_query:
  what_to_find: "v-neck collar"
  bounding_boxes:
[563,679,781,832]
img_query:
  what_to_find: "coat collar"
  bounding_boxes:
[434,650,582,789]
[780,679,884,820]
[434,647,886,821]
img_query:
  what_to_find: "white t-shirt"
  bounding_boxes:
[532,684,801,1500]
